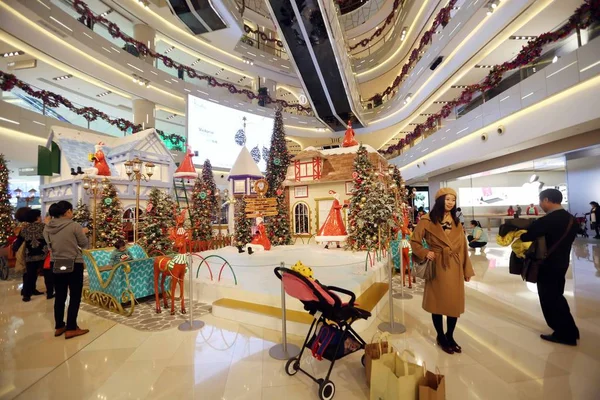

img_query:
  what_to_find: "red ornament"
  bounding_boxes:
[276,189,283,196]
[352,171,359,179]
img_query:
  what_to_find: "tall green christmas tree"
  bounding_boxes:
[96,183,124,248]
[264,108,292,246]
[233,196,252,246]
[0,154,14,247]
[191,177,214,241]
[73,199,92,237]
[201,159,219,217]
[346,145,394,251]
[140,188,176,255]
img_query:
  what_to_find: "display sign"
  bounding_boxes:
[187,94,273,170]
[18,167,37,176]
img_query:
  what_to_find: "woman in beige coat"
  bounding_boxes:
[410,188,475,354]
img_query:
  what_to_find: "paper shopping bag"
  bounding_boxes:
[365,333,393,387]
[419,368,446,400]
[369,350,424,400]
[14,242,26,273]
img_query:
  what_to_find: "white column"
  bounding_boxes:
[133,24,156,65]
[133,99,156,130]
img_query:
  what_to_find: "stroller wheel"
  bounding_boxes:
[361,354,365,367]
[285,357,300,376]
[318,380,335,400]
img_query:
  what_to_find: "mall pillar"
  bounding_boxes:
[133,99,156,130]
[133,24,156,65]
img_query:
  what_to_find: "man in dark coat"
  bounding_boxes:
[520,189,579,346]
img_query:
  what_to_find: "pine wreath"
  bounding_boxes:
[251,146,261,163]
[235,129,246,146]
[262,146,270,162]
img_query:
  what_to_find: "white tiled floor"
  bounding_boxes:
[1,238,600,399]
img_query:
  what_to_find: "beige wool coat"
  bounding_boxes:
[410,214,475,317]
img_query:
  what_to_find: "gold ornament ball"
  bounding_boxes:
[361,197,366,202]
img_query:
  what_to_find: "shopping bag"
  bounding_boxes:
[14,243,26,273]
[370,349,424,400]
[365,333,393,387]
[419,367,446,400]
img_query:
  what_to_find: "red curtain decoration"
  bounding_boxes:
[72,0,312,115]
[380,0,600,156]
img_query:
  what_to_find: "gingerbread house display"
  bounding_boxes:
[283,144,388,241]
[38,126,177,223]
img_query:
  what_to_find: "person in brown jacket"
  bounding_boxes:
[410,188,475,354]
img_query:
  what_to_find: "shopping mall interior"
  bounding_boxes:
[1,0,600,399]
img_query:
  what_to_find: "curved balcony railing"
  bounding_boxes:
[383,22,598,159]
[3,85,184,149]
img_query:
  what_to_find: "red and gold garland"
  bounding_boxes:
[243,25,284,48]
[381,0,600,156]
[349,0,406,51]
[72,0,311,115]
[0,71,143,133]
[368,0,458,102]
[0,71,187,148]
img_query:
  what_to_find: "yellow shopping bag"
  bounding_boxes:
[369,349,424,400]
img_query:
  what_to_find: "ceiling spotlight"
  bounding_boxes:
[491,1,499,9]
[96,91,112,98]
[552,55,559,63]
[403,93,413,105]
[53,74,73,81]
[486,6,494,15]
[3,51,23,58]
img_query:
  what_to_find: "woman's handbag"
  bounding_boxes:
[414,258,436,281]
[52,258,75,274]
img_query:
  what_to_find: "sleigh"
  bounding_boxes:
[82,244,169,316]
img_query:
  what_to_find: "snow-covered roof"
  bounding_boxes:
[56,138,120,176]
[229,146,263,179]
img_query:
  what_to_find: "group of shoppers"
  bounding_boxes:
[12,201,89,340]
[411,187,580,354]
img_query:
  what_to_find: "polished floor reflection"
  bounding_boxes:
[1,238,600,399]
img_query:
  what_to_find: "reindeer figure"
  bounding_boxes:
[154,210,190,315]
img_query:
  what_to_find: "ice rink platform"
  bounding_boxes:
[191,244,390,334]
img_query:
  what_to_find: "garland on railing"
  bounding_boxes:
[0,71,142,133]
[156,129,186,151]
[72,0,311,114]
[368,0,458,102]
[243,24,284,48]
[0,71,188,148]
[349,0,405,51]
[381,0,600,155]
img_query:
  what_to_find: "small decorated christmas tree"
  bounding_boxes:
[191,177,214,241]
[96,183,124,248]
[72,199,92,236]
[233,196,252,246]
[140,188,176,255]
[265,108,292,246]
[347,145,394,251]
[0,154,14,246]
[201,159,219,217]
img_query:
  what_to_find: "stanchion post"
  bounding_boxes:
[378,253,406,334]
[393,244,413,300]
[270,262,301,360]
[179,251,205,331]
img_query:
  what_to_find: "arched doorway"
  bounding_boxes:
[123,207,144,243]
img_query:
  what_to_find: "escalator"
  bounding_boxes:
[166,0,227,34]
[13,92,69,123]
[268,0,365,131]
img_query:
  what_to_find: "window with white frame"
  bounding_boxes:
[293,202,310,234]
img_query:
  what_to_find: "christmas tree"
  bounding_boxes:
[0,154,14,247]
[96,183,124,248]
[233,196,252,246]
[191,177,214,241]
[140,188,176,255]
[264,108,292,246]
[73,199,92,236]
[201,159,219,216]
[346,145,394,251]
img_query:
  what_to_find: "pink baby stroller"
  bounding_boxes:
[575,214,589,238]
[274,267,371,400]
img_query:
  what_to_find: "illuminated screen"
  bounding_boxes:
[187,95,274,170]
